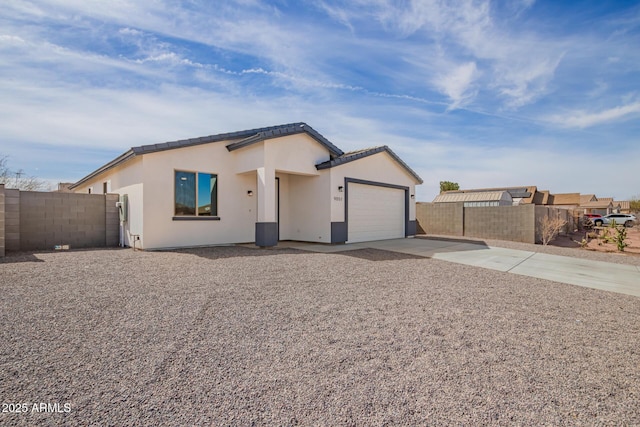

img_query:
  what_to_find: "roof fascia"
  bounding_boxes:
[69,149,135,190]
[226,124,344,158]
[316,146,423,184]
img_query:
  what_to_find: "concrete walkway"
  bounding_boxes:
[288,238,640,298]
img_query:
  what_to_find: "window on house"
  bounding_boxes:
[174,171,218,217]
[103,182,108,194]
[88,188,92,194]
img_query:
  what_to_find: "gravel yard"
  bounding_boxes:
[1,246,640,426]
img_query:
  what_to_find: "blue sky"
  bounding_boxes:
[1,0,639,201]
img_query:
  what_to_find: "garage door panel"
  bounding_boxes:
[348,183,404,243]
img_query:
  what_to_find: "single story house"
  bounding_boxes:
[548,193,581,209]
[615,200,631,214]
[581,200,615,216]
[579,194,597,205]
[70,123,423,249]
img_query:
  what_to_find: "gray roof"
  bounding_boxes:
[130,122,343,157]
[226,123,343,156]
[70,123,421,188]
[70,123,342,189]
[316,146,423,184]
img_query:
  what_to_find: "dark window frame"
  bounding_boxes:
[173,170,220,220]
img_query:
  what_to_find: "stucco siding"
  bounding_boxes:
[140,144,256,249]
[74,157,143,195]
[329,151,417,223]
[265,134,328,175]
[288,173,331,243]
[73,157,144,247]
[275,173,291,240]
[234,141,266,174]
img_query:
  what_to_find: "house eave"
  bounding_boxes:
[225,123,344,158]
[69,150,136,190]
[316,146,423,184]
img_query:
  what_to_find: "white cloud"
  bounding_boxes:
[496,54,564,108]
[318,0,564,109]
[132,52,204,67]
[434,61,479,109]
[118,27,143,37]
[545,102,640,128]
[317,1,355,33]
[0,34,26,44]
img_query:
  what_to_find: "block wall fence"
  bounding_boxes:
[0,185,119,256]
[416,202,577,244]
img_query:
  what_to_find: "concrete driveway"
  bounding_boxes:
[290,237,640,297]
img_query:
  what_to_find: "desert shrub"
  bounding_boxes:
[600,227,614,244]
[613,224,628,252]
[538,216,567,246]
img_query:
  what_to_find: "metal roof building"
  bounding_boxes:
[432,191,513,206]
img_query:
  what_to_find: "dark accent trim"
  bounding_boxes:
[172,216,221,221]
[316,146,423,184]
[331,222,347,243]
[255,222,278,247]
[225,123,343,157]
[275,177,280,240]
[344,178,411,242]
[407,220,417,237]
[345,177,409,191]
[69,150,135,189]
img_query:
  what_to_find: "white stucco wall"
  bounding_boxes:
[329,151,418,223]
[287,173,331,242]
[72,157,144,248]
[266,134,332,242]
[265,134,329,175]
[140,142,257,249]
[275,173,290,239]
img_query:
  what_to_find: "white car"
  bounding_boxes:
[593,213,637,227]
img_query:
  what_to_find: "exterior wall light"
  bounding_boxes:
[338,186,344,192]
[410,194,415,199]
[247,190,253,196]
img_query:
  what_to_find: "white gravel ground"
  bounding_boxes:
[1,246,639,426]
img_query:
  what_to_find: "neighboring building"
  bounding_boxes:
[548,193,580,209]
[434,185,627,217]
[432,191,513,207]
[581,200,614,215]
[435,186,539,205]
[54,182,74,193]
[533,189,551,205]
[579,194,597,205]
[615,201,631,214]
[69,123,423,249]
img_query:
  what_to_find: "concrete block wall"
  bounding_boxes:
[416,202,464,236]
[4,188,20,251]
[417,202,536,243]
[0,189,119,255]
[534,206,576,243]
[465,204,535,243]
